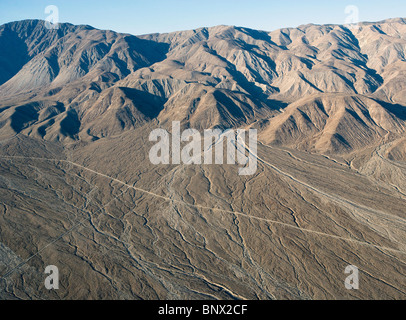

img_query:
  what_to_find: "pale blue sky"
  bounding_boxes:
[0,0,405,35]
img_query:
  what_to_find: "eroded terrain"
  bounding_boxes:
[0,129,405,300]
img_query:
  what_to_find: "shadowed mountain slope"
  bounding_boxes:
[1,19,406,149]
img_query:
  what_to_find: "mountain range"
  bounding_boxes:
[1,18,406,153]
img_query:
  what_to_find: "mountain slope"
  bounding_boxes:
[259,94,406,153]
[0,20,169,96]
[1,19,406,151]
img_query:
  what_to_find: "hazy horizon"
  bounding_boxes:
[2,16,406,36]
[1,0,406,35]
